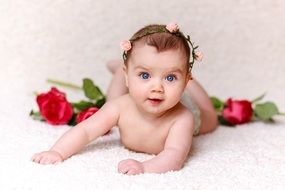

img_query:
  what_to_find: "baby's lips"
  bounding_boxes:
[148,98,164,105]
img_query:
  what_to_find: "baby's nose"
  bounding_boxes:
[151,80,164,93]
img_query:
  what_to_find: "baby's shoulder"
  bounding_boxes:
[106,94,132,111]
[175,102,194,116]
[171,103,194,125]
[112,94,131,105]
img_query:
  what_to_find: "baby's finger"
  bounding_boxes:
[32,154,43,163]
[118,160,129,171]
[54,160,62,165]
[40,157,50,164]
[126,168,138,175]
[31,154,38,162]
[118,167,128,174]
[118,165,130,174]
[45,158,53,165]
[118,159,128,166]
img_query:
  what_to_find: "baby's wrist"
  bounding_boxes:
[141,162,148,173]
[49,149,64,160]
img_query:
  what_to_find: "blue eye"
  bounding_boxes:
[140,72,150,80]
[166,75,176,82]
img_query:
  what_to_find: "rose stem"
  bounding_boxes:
[47,79,82,90]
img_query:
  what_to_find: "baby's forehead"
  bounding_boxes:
[130,59,187,76]
[132,44,186,59]
[130,45,187,69]
[133,64,186,75]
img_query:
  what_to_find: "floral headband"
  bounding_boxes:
[120,23,203,71]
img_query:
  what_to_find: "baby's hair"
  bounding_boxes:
[124,24,191,71]
[127,24,190,69]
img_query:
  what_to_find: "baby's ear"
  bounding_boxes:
[123,66,129,87]
[183,72,192,88]
[186,72,193,82]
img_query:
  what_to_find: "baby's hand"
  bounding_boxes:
[31,150,63,165]
[118,159,144,175]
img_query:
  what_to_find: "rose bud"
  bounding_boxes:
[36,87,73,125]
[166,22,179,33]
[120,40,132,52]
[194,50,203,62]
[76,107,110,135]
[76,107,99,123]
[222,98,253,125]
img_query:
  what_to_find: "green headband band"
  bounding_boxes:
[120,23,203,71]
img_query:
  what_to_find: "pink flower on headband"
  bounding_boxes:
[194,50,203,61]
[166,23,179,33]
[120,40,132,52]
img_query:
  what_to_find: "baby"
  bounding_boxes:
[32,23,218,175]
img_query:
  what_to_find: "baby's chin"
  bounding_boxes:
[138,102,177,116]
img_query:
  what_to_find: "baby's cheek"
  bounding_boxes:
[129,83,146,98]
[167,91,184,106]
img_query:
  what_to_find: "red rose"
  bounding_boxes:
[222,98,253,125]
[76,107,99,124]
[36,87,73,125]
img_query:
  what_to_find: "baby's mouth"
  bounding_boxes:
[148,98,163,105]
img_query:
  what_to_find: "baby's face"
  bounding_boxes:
[124,44,190,116]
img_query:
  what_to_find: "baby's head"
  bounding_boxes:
[119,23,203,115]
[120,23,202,74]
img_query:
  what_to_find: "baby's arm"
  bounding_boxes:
[142,114,194,173]
[118,112,194,175]
[32,101,119,164]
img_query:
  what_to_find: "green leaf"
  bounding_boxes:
[94,97,106,108]
[210,96,225,113]
[83,78,104,100]
[254,101,279,120]
[72,101,96,111]
[67,113,77,126]
[29,110,44,121]
[252,92,266,103]
[217,115,236,127]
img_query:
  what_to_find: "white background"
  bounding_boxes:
[0,0,284,109]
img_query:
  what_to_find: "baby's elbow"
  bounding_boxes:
[171,162,183,171]
[210,113,219,131]
[167,157,186,172]
[170,152,187,171]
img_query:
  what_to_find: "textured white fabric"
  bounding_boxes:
[1,0,285,189]
[181,91,201,136]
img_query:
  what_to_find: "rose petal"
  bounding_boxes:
[166,23,179,33]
